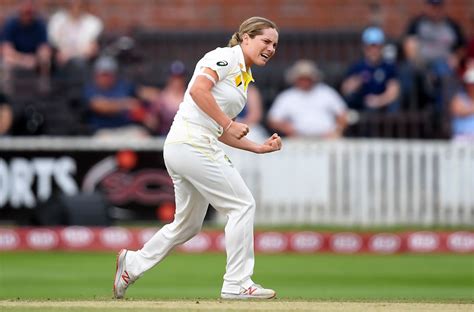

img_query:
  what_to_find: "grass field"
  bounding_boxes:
[0,252,473,311]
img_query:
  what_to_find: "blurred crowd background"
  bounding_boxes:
[0,0,473,141]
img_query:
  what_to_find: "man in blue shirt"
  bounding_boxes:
[83,56,149,138]
[341,27,400,113]
[1,0,51,79]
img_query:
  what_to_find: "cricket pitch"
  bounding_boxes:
[1,300,472,312]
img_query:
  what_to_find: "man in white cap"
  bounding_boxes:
[267,59,348,138]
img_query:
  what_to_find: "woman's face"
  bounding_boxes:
[241,28,278,67]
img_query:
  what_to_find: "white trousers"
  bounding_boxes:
[126,136,256,293]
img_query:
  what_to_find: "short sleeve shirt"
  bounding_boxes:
[268,83,347,137]
[170,45,253,139]
[346,59,397,97]
[48,10,103,55]
[406,15,465,62]
[83,79,137,131]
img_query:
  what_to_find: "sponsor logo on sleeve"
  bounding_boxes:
[217,61,228,66]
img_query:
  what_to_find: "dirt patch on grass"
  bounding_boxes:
[0,300,472,312]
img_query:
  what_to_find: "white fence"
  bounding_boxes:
[223,139,474,226]
[1,137,472,226]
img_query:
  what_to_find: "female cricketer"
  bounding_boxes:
[114,16,282,300]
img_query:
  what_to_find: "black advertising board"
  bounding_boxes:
[0,139,175,224]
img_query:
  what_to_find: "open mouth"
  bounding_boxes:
[260,53,270,60]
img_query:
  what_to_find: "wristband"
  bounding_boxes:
[224,120,233,132]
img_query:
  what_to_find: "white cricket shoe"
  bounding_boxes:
[221,284,276,299]
[113,249,136,299]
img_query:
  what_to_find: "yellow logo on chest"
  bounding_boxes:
[235,71,254,91]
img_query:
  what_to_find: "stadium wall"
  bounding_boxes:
[0,0,472,36]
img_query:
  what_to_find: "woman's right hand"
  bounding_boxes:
[225,121,250,139]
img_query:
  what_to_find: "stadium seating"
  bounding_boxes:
[4,30,447,139]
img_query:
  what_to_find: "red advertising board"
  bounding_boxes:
[1,227,473,254]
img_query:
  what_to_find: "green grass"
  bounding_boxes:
[0,252,473,302]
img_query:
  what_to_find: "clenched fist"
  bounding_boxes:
[259,133,282,154]
[226,121,250,139]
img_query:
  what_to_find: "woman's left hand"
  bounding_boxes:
[259,133,282,154]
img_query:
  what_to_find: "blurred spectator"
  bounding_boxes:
[267,60,348,138]
[341,27,400,113]
[449,56,474,141]
[142,61,187,136]
[0,92,13,135]
[48,0,103,68]
[83,56,149,138]
[402,0,465,110]
[1,0,51,89]
[236,85,268,142]
[404,0,465,73]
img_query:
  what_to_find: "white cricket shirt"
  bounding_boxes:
[166,45,253,143]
